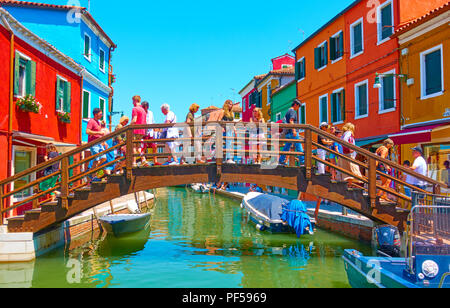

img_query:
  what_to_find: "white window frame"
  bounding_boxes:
[297,56,306,83]
[84,33,92,62]
[99,48,106,73]
[420,44,444,100]
[319,94,329,124]
[331,87,345,125]
[378,68,397,114]
[56,75,69,112]
[82,90,91,119]
[317,40,328,72]
[350,17,364,59]
[15,51,32,99]
[354,80,369,120]
[377,0,394,46]
[99,97,107,121]
[331,30,343,64]
[11,145,37,203]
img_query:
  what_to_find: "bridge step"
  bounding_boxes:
[7,215,25,222]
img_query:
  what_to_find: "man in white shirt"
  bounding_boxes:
[410,146,428,191]
[161,104,179,164]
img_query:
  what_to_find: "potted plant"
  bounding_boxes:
[16,95,42,114]
[57,110,71,124]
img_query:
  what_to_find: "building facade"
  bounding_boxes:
[1,1,116,143]
[0,8,84,214]
[391,3,450,187]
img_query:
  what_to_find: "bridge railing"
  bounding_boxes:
[1,122,448,224]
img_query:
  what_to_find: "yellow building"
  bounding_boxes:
[391,4,450,187]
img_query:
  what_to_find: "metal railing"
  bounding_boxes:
[1,122,448,225]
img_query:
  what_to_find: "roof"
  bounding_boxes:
[292,0,361,52]
[257,67,295,85]
[0,0,116,48]
[0,7,84,75]
[393,2,450,37]
[271,79,296,97]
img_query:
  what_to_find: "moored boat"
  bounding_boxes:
[99,213,151,237]
[190,183,211,193]
[241,192,315,237]
[343,202,450,288]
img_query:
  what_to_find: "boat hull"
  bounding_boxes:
[100,213,152,237]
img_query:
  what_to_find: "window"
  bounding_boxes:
[99,97,106,121]
[420,45,444,99]
[378,70,396,113]
[319,94,328,124]
[12,146,36,200]
[282,64,293,69]
[350,18,364,58]
[296,57,305,81]
[314,41,328,70]
[330,31,344,62]
[276,112,282,122]
[355,80,368,119]
[14,51,36,97]
[252,91,262,108]
[82,90,91,119]
[299,104,306,124]
[378,0,394,44]
[84,34,91,61]
[331,88,345,124]
[267,85,272,105]
[243,98,247,111]
[56,76,71,113]
[99,48,106,72]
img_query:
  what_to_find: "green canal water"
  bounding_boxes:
[3,187,372,288]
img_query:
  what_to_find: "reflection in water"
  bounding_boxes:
[4,187,371,288]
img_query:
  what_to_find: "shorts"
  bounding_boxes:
[90,144,107,161]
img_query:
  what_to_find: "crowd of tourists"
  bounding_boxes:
[83,97,434,199]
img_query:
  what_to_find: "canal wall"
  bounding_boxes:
[0,192,154,263]
[212,188,377,243]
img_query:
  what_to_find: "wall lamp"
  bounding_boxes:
[373,73,408,89]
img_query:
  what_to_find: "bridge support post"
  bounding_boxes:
[216,125,223,178]
[0,185,4,225]
[126,129,134,181]
[60,157,69,210]
[304,129,312,179]
[368,158,377,208]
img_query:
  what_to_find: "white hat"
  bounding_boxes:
[320,122,329,128]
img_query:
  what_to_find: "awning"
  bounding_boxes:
[389,123,448,145]
[12,131,78,153]
[356,136,386,147]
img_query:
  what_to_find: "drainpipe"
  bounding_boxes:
[1,13,15,178]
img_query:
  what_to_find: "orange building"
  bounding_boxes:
[293,0,448,147]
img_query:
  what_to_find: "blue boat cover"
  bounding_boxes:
[247,194,288,221]
[281,200,313,238]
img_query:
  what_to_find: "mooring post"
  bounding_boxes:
[216,124,223,178]
[126,129,134,181]
[304,129,312,179]
[60,156,69,210]
[368,157,377,208]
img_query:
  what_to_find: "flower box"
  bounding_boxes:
[16,95,42,114]
[57,111,71,124]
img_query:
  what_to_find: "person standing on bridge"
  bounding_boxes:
[409,146,428,191]
[376,139,395,202]
[341,123,363,187]
[249,108,266,164]
[161,103,179,165]
[86,108,107,174]
[279,100,304,166]
[186,103,205,164]
[317,123,333,175]
[141,101,160,166]
[131,96,149,167]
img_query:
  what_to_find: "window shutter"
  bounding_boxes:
[330,37,336,61]
[295,61,300,80]
[300,105,306,124]
[321,97,328,123]
[341,89,346,121]
[25,60,36,96]
[14,52,20,96]
[63,81,71,113]
[330,93,336,123]
[339,32,344,58]
[354,23,362,54]
[324,42,328,66]
[82,91,90,119]
[56,77,63,111]
[383,75,394,110]
[314,47,320,69]
[301,59,305,79]
[425,50,442,96]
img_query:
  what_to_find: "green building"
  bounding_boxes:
[270,80,305,124]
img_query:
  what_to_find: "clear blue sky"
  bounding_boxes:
[40,0,356,124]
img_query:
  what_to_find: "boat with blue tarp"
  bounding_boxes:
[241,192,315,237]
[343,194,450,288]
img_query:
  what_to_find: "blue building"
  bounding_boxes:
[1,1,117,143]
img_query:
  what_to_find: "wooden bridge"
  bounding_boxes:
[1,122,447,233]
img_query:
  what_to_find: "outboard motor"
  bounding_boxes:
[372,225,401,257]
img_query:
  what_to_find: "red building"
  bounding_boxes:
[0,8,83,214]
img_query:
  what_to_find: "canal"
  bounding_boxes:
[1,187,372,288]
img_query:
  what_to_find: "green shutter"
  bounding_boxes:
[301,59,305,79]
[63,81,71,113]
[330,93,336,123]
[321,97,328,123]
[25,60,36,96]
[82,91,90,119]
[314,47,320,69]
[382,75,394,110]
[14,52,20,96]
[56,76,63,111]
[354,23,362,54]
[341,89,346,121]
[324,42,328,65]
[381,4,393,40]
[330,37,336,61]
[300,105,306,124]
[295,61,300,80]
[425,49,442,96]
[339,32,344,58]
